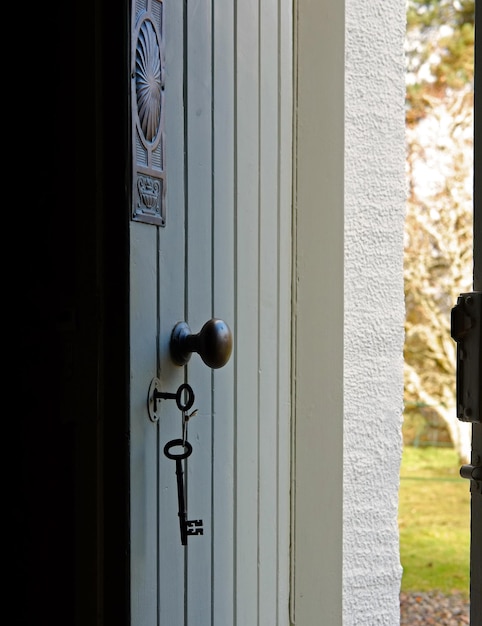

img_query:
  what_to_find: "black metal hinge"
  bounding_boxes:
[451,291,482,423]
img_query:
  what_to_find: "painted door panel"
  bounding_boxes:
[129,1,292,623]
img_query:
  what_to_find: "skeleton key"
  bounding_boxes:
[163,438,204,545]
[153,382,195,413]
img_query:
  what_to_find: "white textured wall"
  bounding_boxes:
[343,1,406,624]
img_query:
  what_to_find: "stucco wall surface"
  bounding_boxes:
[343,0,406,624]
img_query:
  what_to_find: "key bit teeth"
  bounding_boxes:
[186,520,204,535]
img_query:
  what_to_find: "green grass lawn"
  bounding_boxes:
[398,446,470,598]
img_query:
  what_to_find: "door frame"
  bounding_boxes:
[290,0,344,621]
[470,1,481,619]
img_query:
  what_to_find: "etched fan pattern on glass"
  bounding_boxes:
[136,20,162,142]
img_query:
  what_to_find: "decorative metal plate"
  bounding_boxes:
[131,0,166,226]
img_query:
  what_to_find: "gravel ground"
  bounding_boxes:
[400,591,470,625]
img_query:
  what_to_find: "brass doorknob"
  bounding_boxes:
[170,319,233,369]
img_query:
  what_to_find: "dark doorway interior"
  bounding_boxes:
[14,3,129,625]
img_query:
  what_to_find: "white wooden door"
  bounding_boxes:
[129,1,292,624]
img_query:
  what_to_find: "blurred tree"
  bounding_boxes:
[406,0,474,123]
[404,0,474,463]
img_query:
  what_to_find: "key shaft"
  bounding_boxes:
[175,459,188,545]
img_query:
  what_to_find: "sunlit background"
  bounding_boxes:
[400,0,474,612]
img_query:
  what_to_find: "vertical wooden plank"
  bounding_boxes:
[235,1,260,623]
[212,0,236,623]
[129,2,164,623]
[157,0,187,622]
[258,0,280,624]
[185,0,214,622]
[277,0,293,620]
[130,223,159,625]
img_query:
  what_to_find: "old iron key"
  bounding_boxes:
[163,438,203,545]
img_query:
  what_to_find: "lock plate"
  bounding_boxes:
[147,377,162,422]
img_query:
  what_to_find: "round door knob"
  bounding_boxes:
[170,318,233,369]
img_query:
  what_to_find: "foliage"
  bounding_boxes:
[399,446,470,597]
[405,0,474,124]
[402,408,452,447]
